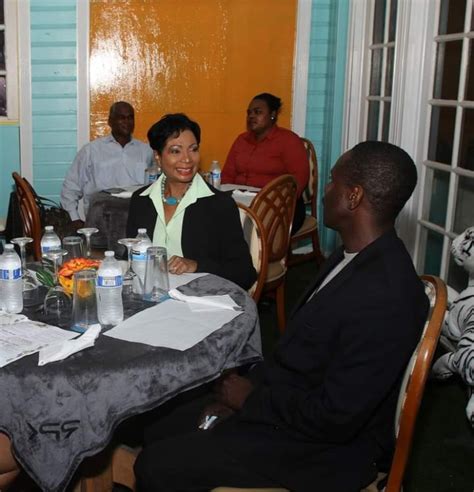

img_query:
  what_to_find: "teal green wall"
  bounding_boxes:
[0,125,21,218]
[30,0,78,203]
[305,0,349,255]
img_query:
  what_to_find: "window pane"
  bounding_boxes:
[385,47,394,96]
[367,101,380,140]
[438,0,467,35]
[0,30,4,71]
[433,41,462,100]
[423,167,450,228]
[0,75,6,116]
[369,48,383,95]
[466,40,474,101]
[382,102,391,141]
[0,0,4,25]
[422,228,443,276]
[388,0,398,42]
[447,251,469,292]
[459,108,474,170]
[373,0,386,44]
[428,106,456,164]
[453,175,474,234]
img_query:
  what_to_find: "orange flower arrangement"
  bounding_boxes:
[58,258,101,295]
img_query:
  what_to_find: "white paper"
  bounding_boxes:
[168,289,241,312]
[105,300,242,351]
[231,190,257,207]
[220,184,261,193]
[0,314,78,368]
[38,324,102,366]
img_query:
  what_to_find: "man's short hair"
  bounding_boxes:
[109,101,134,118]
[342,141,418,222]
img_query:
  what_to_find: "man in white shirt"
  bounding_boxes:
[60,101,154,229]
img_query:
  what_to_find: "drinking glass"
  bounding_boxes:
[143,246,170,302]
[77,228,99,258]
[62,236,84,259]
[71,270,99,333]
[10,237,38,294]
[43,249,72,319]
[117,237,141,296]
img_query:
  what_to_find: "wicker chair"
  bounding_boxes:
[288,138,325,267]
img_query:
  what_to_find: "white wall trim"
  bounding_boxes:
[393,1,437,256]
[342,0,371,150]
[77,0,90,149]
[18,0,32,181]
[292,0,312,135]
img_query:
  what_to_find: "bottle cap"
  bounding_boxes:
[138,228,147,234]
[104,251,114,257]
[4,244,14,251]
[45,225,54,231]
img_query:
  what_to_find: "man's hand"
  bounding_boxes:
[71,219,85,231]
[168,256,198,275]
[215,373,254,410]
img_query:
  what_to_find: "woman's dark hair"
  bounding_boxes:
[252,93,282,116]
[147,113,201,154]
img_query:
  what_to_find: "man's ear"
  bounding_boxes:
[347,185,363,210]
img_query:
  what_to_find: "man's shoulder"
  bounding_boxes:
[130,137,152,150]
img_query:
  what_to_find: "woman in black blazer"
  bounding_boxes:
[126,113,256,291]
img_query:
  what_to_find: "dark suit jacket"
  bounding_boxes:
[126,184,257,290]
[214,229,429,492]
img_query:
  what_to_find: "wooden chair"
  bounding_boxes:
[288,138,325,267]
[211,275,447,492]
[12,172,42,261]
[237,203,268,304]
[250,175,297,333]
[76,444,139,492]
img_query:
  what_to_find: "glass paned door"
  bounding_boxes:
[416,1,474,286]
[366,0,398,142]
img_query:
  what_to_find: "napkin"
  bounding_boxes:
[110,184,144,198]
[168,289,241,312]
[232,190,257,198]
[38,324,102,366]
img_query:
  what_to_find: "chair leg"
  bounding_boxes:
[79,450,113,492]
[276,281,286,334]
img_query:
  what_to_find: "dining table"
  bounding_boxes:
[0,273,262,492]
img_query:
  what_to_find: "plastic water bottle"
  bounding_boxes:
[144,164,161,185]
[132,228,152,294]
[41,226,61,255]
[96,251,123,326]
[210,160,221,189]
[0,244,23,313]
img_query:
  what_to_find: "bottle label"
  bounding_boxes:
[97,275,123,287]
[132,251,147,261]
[0,268,22,280]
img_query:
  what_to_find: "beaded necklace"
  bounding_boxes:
[161,176,190,206]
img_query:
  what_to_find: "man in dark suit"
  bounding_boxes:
[134,141,430,492]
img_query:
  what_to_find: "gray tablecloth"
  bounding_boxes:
[85,192,131,254]
[0,274,262,492]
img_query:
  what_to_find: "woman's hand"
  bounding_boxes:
[168,256,198,275]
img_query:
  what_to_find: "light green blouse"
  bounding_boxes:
[139,173,214,257]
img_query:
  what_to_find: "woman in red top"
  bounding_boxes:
[222,93,309,232]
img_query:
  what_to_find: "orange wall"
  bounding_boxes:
[89,0,297,170]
